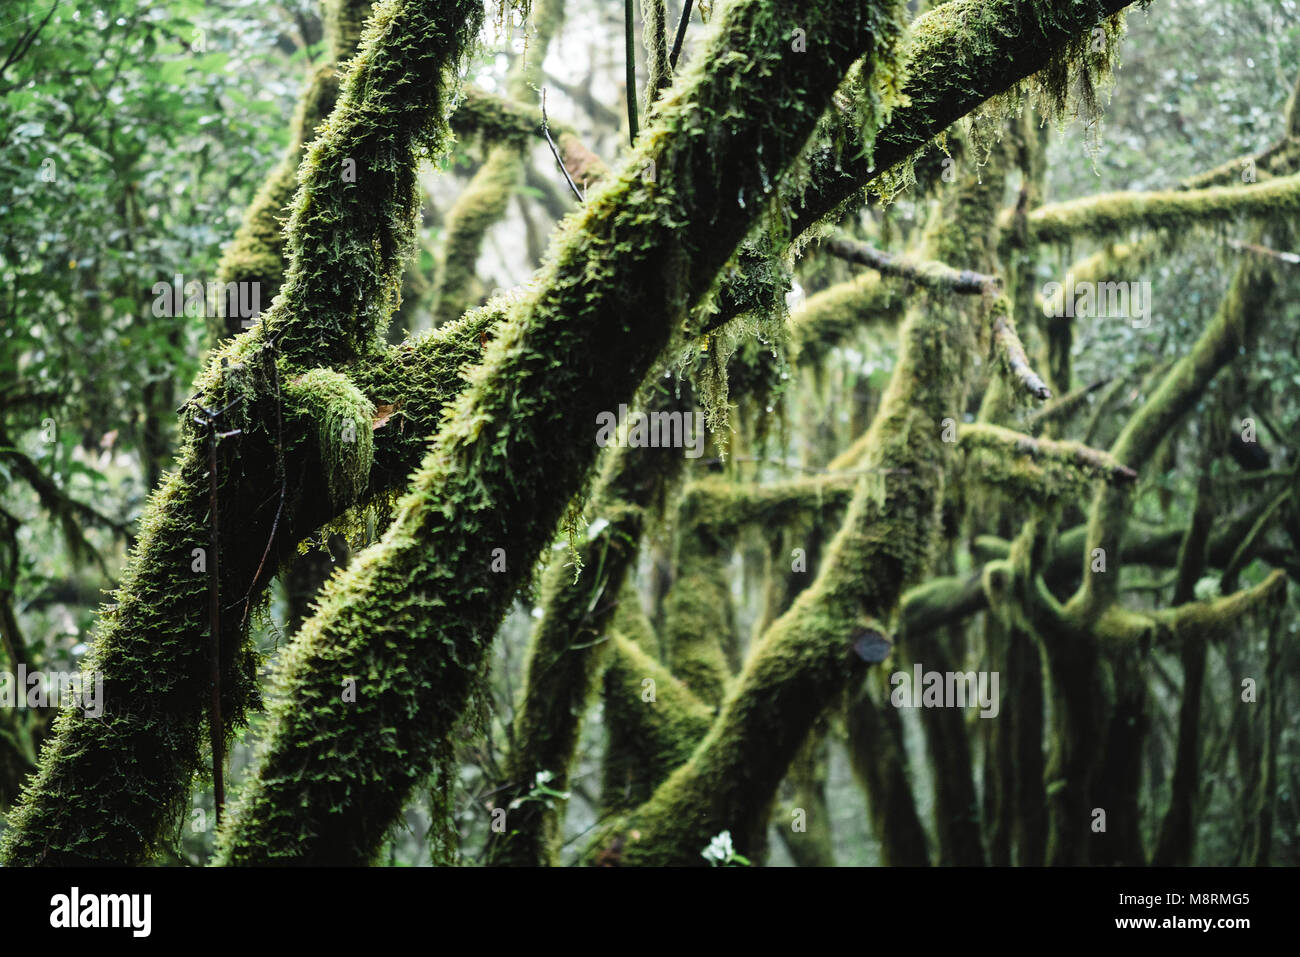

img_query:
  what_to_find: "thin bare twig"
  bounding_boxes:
[623,0,639,146]
[824,235,1000,294]
[669,0,694,69]
[540,88,584,202]
[193,400,240,826]
[240,332,288,635]
[1226,238,1300,265]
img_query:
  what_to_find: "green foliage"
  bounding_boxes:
[5,0,1300,874]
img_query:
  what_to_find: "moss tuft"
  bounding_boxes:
[284,368,375,507]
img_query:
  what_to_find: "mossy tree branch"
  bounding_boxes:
[214,0,375,343]
[581,135,999,867]
[845,673,931,865]
[1073,251,1278,618]
[450,85,611,189]
[481,415,686,867]
[213,0,910,866]
[958,422,1138,498]
[0,0,489,867]
[794,0,1136,233]
[600,633,713,817]
[432,0,566,326]
[788,273,904,367]
[1013,172,1300,247]
[823,235,1000,293]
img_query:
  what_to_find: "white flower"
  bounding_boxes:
[702,830,735,865]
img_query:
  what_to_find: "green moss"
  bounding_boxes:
[986,293,1052,413]
[214,1,376,344]
[660,514,735,710]
[1019,172,1300,247]
[1179,138,1300,191]
[449,85,538,146]
[283,368,375,507]
[0,403,274,863]
[600,633,713,815]
[959,422,1135,502]
[213,0,908,865]
[802,0,1136,226]
[789,274,903,367]
[325,0,377,60]
[432,0,567,327]
[775,727,835,866]
[0,0,487,867]
[1074,250,1277,617]
[432,146,525,325]
[448,85,610,189]
[845,672,931,865]
[263,0,489,368]
[482,422,685,867]
[1025,379,1109,435]
[1147,569,1287,651]
[584,135,993,866]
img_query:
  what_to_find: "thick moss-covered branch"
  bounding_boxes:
[788,273,903,366]
[583,146,997,866]
[261,0,485,367]
[1148,569,1288,651]
[1016,172,1300,247]
[678,475,857,533]
[660,510,735,711]
[694,238,794,335]
[214,0,374,343]
[900,489,1295,639]
[1178,137,1300,192]
[662,475,860,711]
[600,634,713,816]
[0,0,487,867]
[213,0,909,865]
[282,369,375,507]
[1074,249,1277,616]
[959,423,1137,498]
[796,0,1134,229]
[486,312,866,863]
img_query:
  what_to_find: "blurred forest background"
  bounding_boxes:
[1,0,1298,866]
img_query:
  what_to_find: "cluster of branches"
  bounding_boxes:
[2,0,1297,868]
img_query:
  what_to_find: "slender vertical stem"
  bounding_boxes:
[669,0,693,69]
[206,423,225,825]
[624,0,639,146]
